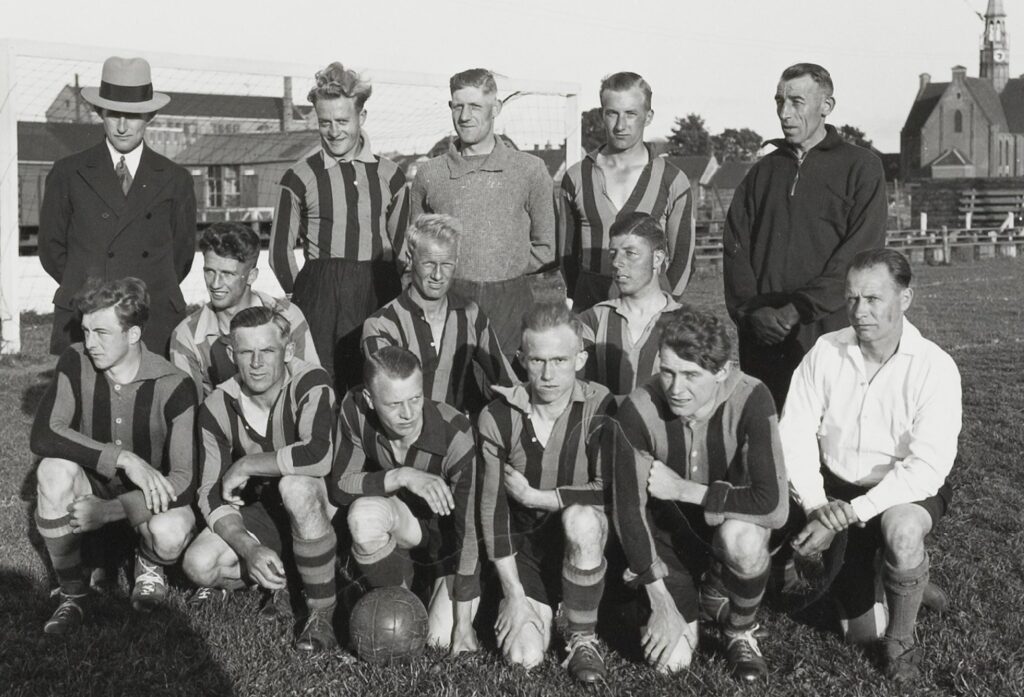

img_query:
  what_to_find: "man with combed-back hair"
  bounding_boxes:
[182,305,345,656]
[329,346,481,656]
[172,222,318,399]
[612,306,787,682]
[477,302,618,683]
[723,63,886,411]
[780,249,961,682]
[362,213,514,416]
[579,212,683,398]
[408,68,556,357]
[270,61,408,393]
[558,72,695,311]
[32,277,197,634]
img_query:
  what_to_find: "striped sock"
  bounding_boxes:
[721,560,770,633]
[293,530,338,613]
[562,558,606,635]
[351,536,413,589]
[36,512,86,596]
[883,554,928,644]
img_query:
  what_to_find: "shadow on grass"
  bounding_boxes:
[20,369,53,417]
[0,568,235,697]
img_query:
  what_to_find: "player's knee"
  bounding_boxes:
[347,497,393,550]
[36,458,80,500]
[881,510,927,566]
[649,639,694,673]
[183,540,220,586]
[562,505,607,549]
[144,514,192,563]
[278,475,319,510]
[506,636,545,669]
[717,520,770,573]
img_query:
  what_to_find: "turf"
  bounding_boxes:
[1,259,1022,696]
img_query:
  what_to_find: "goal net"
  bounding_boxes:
[0,40,581,353]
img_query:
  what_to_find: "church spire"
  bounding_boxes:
[981,0,1010,92]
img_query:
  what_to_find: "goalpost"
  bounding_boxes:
[0,39,582,354]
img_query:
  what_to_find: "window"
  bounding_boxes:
[206,165,241,208]
[954,110,963,133]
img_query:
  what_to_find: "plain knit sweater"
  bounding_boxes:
[408,135,556,283]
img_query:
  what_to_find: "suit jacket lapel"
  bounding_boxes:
[114,144,173,237]
[77,140,128,215]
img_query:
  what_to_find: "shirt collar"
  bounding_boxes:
[647,363,742,425]
[410,400,450,456]
[596,291,682,318]
[218,356,311,401]
[131,344,181,382]
[764,124,842,158]
[193,290,278,341]
[585,142,656,163]
[839,317,924,358]
[491,380,588,416]
[445,133,512,179]
[397,287,468,315]
[106,139,144,174]
[320,132,377,169]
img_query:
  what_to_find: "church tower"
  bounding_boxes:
[980,0,1010,92]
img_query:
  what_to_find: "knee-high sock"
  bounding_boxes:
[883,554,928,644]
[721,559,770,633]
[293,529,338,613]
[36,512,86,596]
[562,558,606,635]
[352,535,413,589]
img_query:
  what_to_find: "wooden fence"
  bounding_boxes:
[691,221,1024,275]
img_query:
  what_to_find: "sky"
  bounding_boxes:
[4,0,1022,152]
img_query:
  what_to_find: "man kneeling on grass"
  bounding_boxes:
[182,306,345,656]
[33,277,197,634]
[780,249,961,682]
[329,346,480,655]
[478,302,617,683]
[612,306,788,681]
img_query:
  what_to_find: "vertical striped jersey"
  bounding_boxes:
[30,344,197,527]
[579,293,683,397]
[170,290,320,400]
[477,380,616,561]
[269,135,409,294]
[613,370,789,585]
[329,389,480,601]
[361,290,514,415]
[196,358,335,528]
[558,146,696,297]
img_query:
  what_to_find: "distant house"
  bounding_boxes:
[665,154,719,218]
[47,78,313,160]
[706,161,755,219]
[17,121,105,229]
[900,0,1024,178]
[175,130,320,226]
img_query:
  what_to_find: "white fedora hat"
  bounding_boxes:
[81,56,171,113]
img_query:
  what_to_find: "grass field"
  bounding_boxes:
[1,257,1022,696]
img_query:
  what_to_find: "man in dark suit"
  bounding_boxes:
[39,56,196,356]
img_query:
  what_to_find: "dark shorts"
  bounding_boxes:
[292,257,401,392]
[642,501,720,623]
[823,471,952,619]
[508,510,565,608]
[239,501,289,556]
[450,275,534,361]
[398,493,463,594]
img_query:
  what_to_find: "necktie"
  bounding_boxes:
[115,155,133,196]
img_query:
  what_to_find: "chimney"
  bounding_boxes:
[952,65,968,82]
[281,76,294,132]
[918,73,931,96]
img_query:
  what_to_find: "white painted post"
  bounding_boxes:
[563,91,582,173]
[920,212,928,233]
[0,41,21,354]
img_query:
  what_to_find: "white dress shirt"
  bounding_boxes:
[779,318,962,522]
[105,139,144,178]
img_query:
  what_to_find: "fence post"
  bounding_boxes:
[942,225,951,265]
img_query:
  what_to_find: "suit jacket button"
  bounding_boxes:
[142,251,149,258]
[107,251,114,258]
[146,213,152,219]
[101,212,110,219]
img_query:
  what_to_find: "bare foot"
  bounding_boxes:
[67,495,123,532]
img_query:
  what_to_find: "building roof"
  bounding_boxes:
[709,160,754,190]
[931,148,972,167]
[999,77,1024,132]
[902,82,948,134]
[665,155,716,186]
[17,121,104,162]
[176,130,320,166]
[963,77,1008,129]
[52,85,309,122]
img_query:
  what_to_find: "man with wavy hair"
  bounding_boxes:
[270,61,408,393]
[32,277,197,633]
